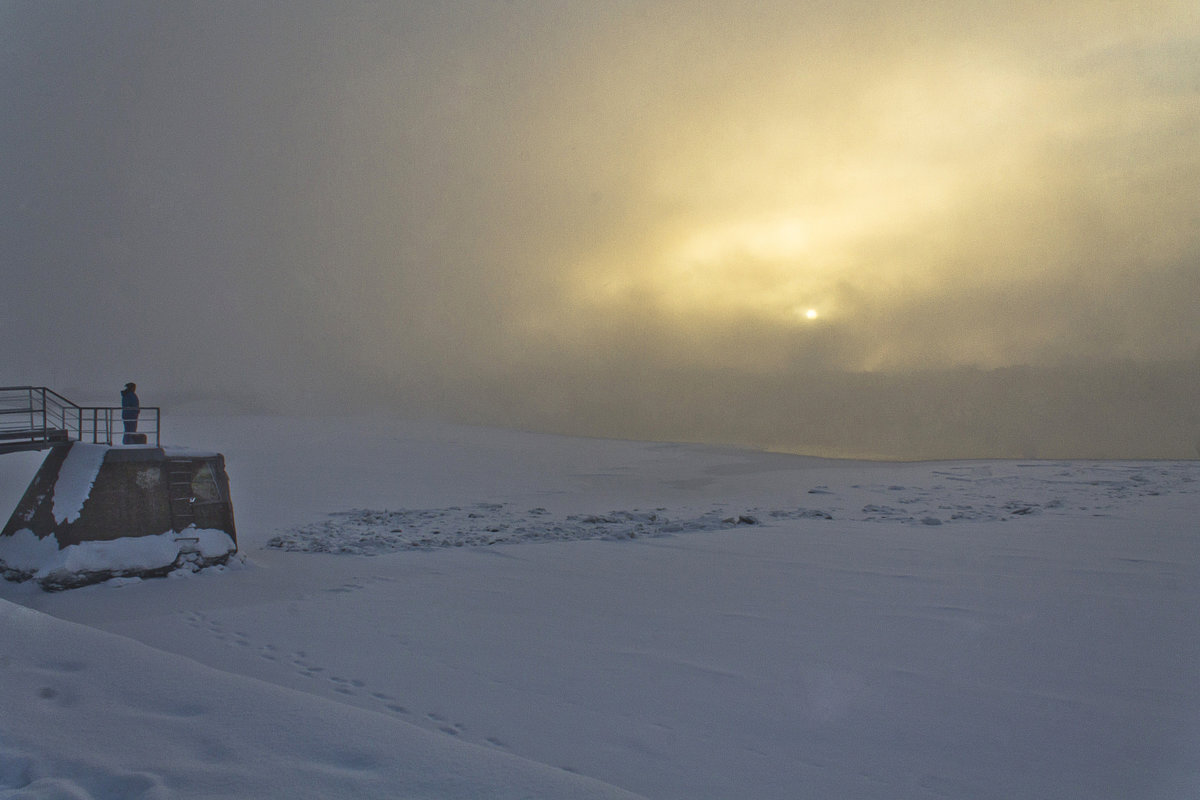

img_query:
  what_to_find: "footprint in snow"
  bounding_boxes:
[427,713,466,736]
[326,583,365,594]
[183,613,501,747]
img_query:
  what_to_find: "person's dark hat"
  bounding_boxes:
[124,382,136,390]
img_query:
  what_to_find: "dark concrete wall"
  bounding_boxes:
[2,444,237,549]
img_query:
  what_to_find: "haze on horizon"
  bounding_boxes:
[3,1,1199,459]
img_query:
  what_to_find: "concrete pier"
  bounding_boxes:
[1,443,237,589]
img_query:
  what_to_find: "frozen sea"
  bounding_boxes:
[2,415,1198,799]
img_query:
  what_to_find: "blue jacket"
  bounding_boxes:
[121,389,140,420]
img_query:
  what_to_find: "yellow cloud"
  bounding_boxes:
[564,50,1046,334]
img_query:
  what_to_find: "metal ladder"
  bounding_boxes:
[167,459,196,531]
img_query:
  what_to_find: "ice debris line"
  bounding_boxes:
[268,505,779,554]
[268,461,1198,555]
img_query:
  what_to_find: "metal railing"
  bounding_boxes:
[0,386,160,453]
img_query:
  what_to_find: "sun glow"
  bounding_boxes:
[676,217,813,265]
[564,55,1043,342]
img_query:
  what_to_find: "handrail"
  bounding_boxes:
[0,386,161,452]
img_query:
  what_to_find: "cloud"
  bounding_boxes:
[532,4,1200,373]
[2,1,1198,454]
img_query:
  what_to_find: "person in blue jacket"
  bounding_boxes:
[121,382,140,443]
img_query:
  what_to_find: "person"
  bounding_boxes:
[121,382,140,444]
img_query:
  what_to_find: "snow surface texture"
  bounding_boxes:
[2,415,1199,799]
[0,598,641,800]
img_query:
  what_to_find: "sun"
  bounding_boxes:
[793,307,819,321]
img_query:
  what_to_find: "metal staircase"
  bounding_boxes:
[0,386,160,455]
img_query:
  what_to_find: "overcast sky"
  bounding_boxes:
[3,1,1199,457]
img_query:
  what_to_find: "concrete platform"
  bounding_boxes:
[1,443,238,589]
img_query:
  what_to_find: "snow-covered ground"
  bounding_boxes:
[2,415,1199,799]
